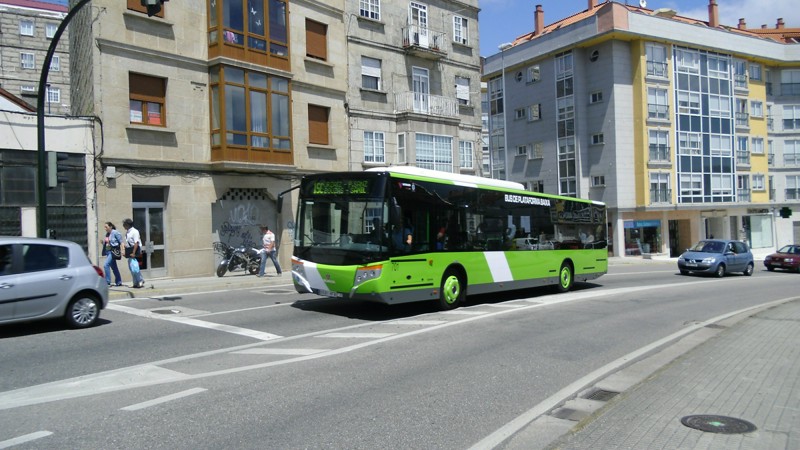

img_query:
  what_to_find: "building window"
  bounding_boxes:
[708,94,731,117]
[207,0,289,66]
[677,91,700,115]
[46,23,57,39]
[650,172,670,203]
[591,175,606,187]
[516,145,528,156]
[751,137,764,154]
[781,70,800,96]
[361,56,381,90]
[591,133,604,145]
[459,140,473,169]
[737,175,750,202]
[514,108,526,120]
[416,133,453,173]
[20,53,35,70]
[784,105,800,130]
[707,55,730,79]
[645,42,668,77]
[398,133,406,164]
[649,129,670,161]
[359,0,381,20]
[787,175,800,200]
[752,174,765,191]
[736,136,750,164]
[530,142,543,159]
[305,19,327,61]
[20,20,34,36]
[647,87,669,119]
[555,52,573,79]
[20,85,36,94]
[308,104,330,146]
[589,91,603,104]
[680,173,702,196]
[749,63,762,81]
[129,73,166,126]
[529,180,544,192]
[675,48,700,73]
[363,131,385,163]
[127,0,164,18]
[453,16,468,45]
[678,132,702,155]
[750,101,763,118]
[711,174,733,196]
[528,104,541,121]
[455,76,470,106]
[47,87,60,104]
[733,59,747,89]
[710,134,732,156]
[785,140,800,165]
[50,55,60,72]
[527,65,540,83]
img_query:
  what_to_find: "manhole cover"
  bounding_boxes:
[680,415,757,434]
[151,309,181,315]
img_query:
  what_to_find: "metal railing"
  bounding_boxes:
[647,104,669,120]
[735,112,749,127]
[649,144,670,162]
[395,92,459,118]
[736,150,750,165]
[737,191,751,202]
[402,25,445,53]
[646,61,668,78]
[786,188,800,200]
[650,188,671,204]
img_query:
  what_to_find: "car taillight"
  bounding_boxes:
[93,265,104,277]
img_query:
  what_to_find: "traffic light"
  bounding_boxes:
[141,0,168,17]
[779,206,792,218]
[46,151,70,188]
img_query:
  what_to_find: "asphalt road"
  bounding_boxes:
[0,264,796,449]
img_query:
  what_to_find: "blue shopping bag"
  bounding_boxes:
[130,257,140,274]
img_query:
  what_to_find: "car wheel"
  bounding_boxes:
[714,264,726,278]
[438,268,465,310]
[65,294,100,329]
[765,265,775,271]
[743,262,754,276]
[556,261,574,293]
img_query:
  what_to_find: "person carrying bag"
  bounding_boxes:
[122,218,145,288]
[102,221,123,286]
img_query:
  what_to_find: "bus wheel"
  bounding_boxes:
[438,269,465,310]
[556,262,574,293]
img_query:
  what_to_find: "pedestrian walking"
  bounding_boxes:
[258,225,282,277]
[102,221,123,286]
[122,218,146,288]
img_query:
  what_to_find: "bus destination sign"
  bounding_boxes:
[312,179,370,196]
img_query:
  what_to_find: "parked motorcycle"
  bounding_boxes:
[213,241,261,277]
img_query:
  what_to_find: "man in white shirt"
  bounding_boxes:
[258,225,282,277]
[122,218,145,288]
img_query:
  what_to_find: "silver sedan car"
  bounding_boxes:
[0,237,109,328]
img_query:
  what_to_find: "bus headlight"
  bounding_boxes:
[354,264,383,286]
[292,257,305,277]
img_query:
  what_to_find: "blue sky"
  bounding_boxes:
[478,0,796,57]
[38,0,796,58]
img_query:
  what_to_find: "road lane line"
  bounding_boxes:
[108,304,282,341]
[318,332,396,339]
[231,348,328,356]
[0,431,52,449]
[392,320,448,325]
[442,309,488,315]
[121,388,207,411]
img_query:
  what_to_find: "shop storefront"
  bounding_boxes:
[624,219,662,255]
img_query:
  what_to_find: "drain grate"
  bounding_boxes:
[584,389,619,402]
[680,415,757,434]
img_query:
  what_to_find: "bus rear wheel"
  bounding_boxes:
[438,269,465,310]
[556,261,574,293]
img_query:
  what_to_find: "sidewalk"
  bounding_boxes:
[108,271,290,300]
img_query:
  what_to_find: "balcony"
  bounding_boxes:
[736,150,750,166]
[650,188,671,204]
[735,112,749,128]
[646,61,668,78]
[395,92,459,118]
[767,117,773,131]
[734,74,748,90]
[768,153,775,166]
[737,191,751,202]
[648,144,670,163]
[647,104,669,121]
[402,25,445,60]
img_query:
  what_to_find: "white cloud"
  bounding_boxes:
[671,0,795,29]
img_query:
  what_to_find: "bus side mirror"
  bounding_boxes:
[277,193,284,214]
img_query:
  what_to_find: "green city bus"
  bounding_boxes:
[288,166,607,309]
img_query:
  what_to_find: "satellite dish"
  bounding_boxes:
[639,0,647,7]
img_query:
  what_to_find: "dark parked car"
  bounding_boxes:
[764,245,800,273]
[677,239,754,277]
[0,237,109,328]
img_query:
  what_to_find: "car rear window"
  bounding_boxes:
[22,244,69,272]
[0,245,12,276]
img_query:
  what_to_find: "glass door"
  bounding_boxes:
[412,67,429,114]
[409,2,428,47]
[132,205,166,278]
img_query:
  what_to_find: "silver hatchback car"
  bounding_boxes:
[0,237,109,328]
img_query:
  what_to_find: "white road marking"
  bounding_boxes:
[193,302,291,317]
[391,320,448,326]
[0,431,52,449]
[121,388,207,411]
[442,309,488,315]
[108,304,282,341]
[318,332,396,339]
[484,303,526,308]
[231,348,328,356]
[0,365,188,410]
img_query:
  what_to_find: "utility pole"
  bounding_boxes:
[36,0,92,238]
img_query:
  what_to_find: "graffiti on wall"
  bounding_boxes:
[213,188,275,259]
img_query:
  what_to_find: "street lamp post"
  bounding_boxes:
[498,42,513,181]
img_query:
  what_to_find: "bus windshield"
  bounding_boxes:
[294,174,393,265]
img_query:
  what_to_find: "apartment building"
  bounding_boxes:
[483,0,800,258]
[0,0,69,114]
[68,0,348,278]
[344,0,482,175]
